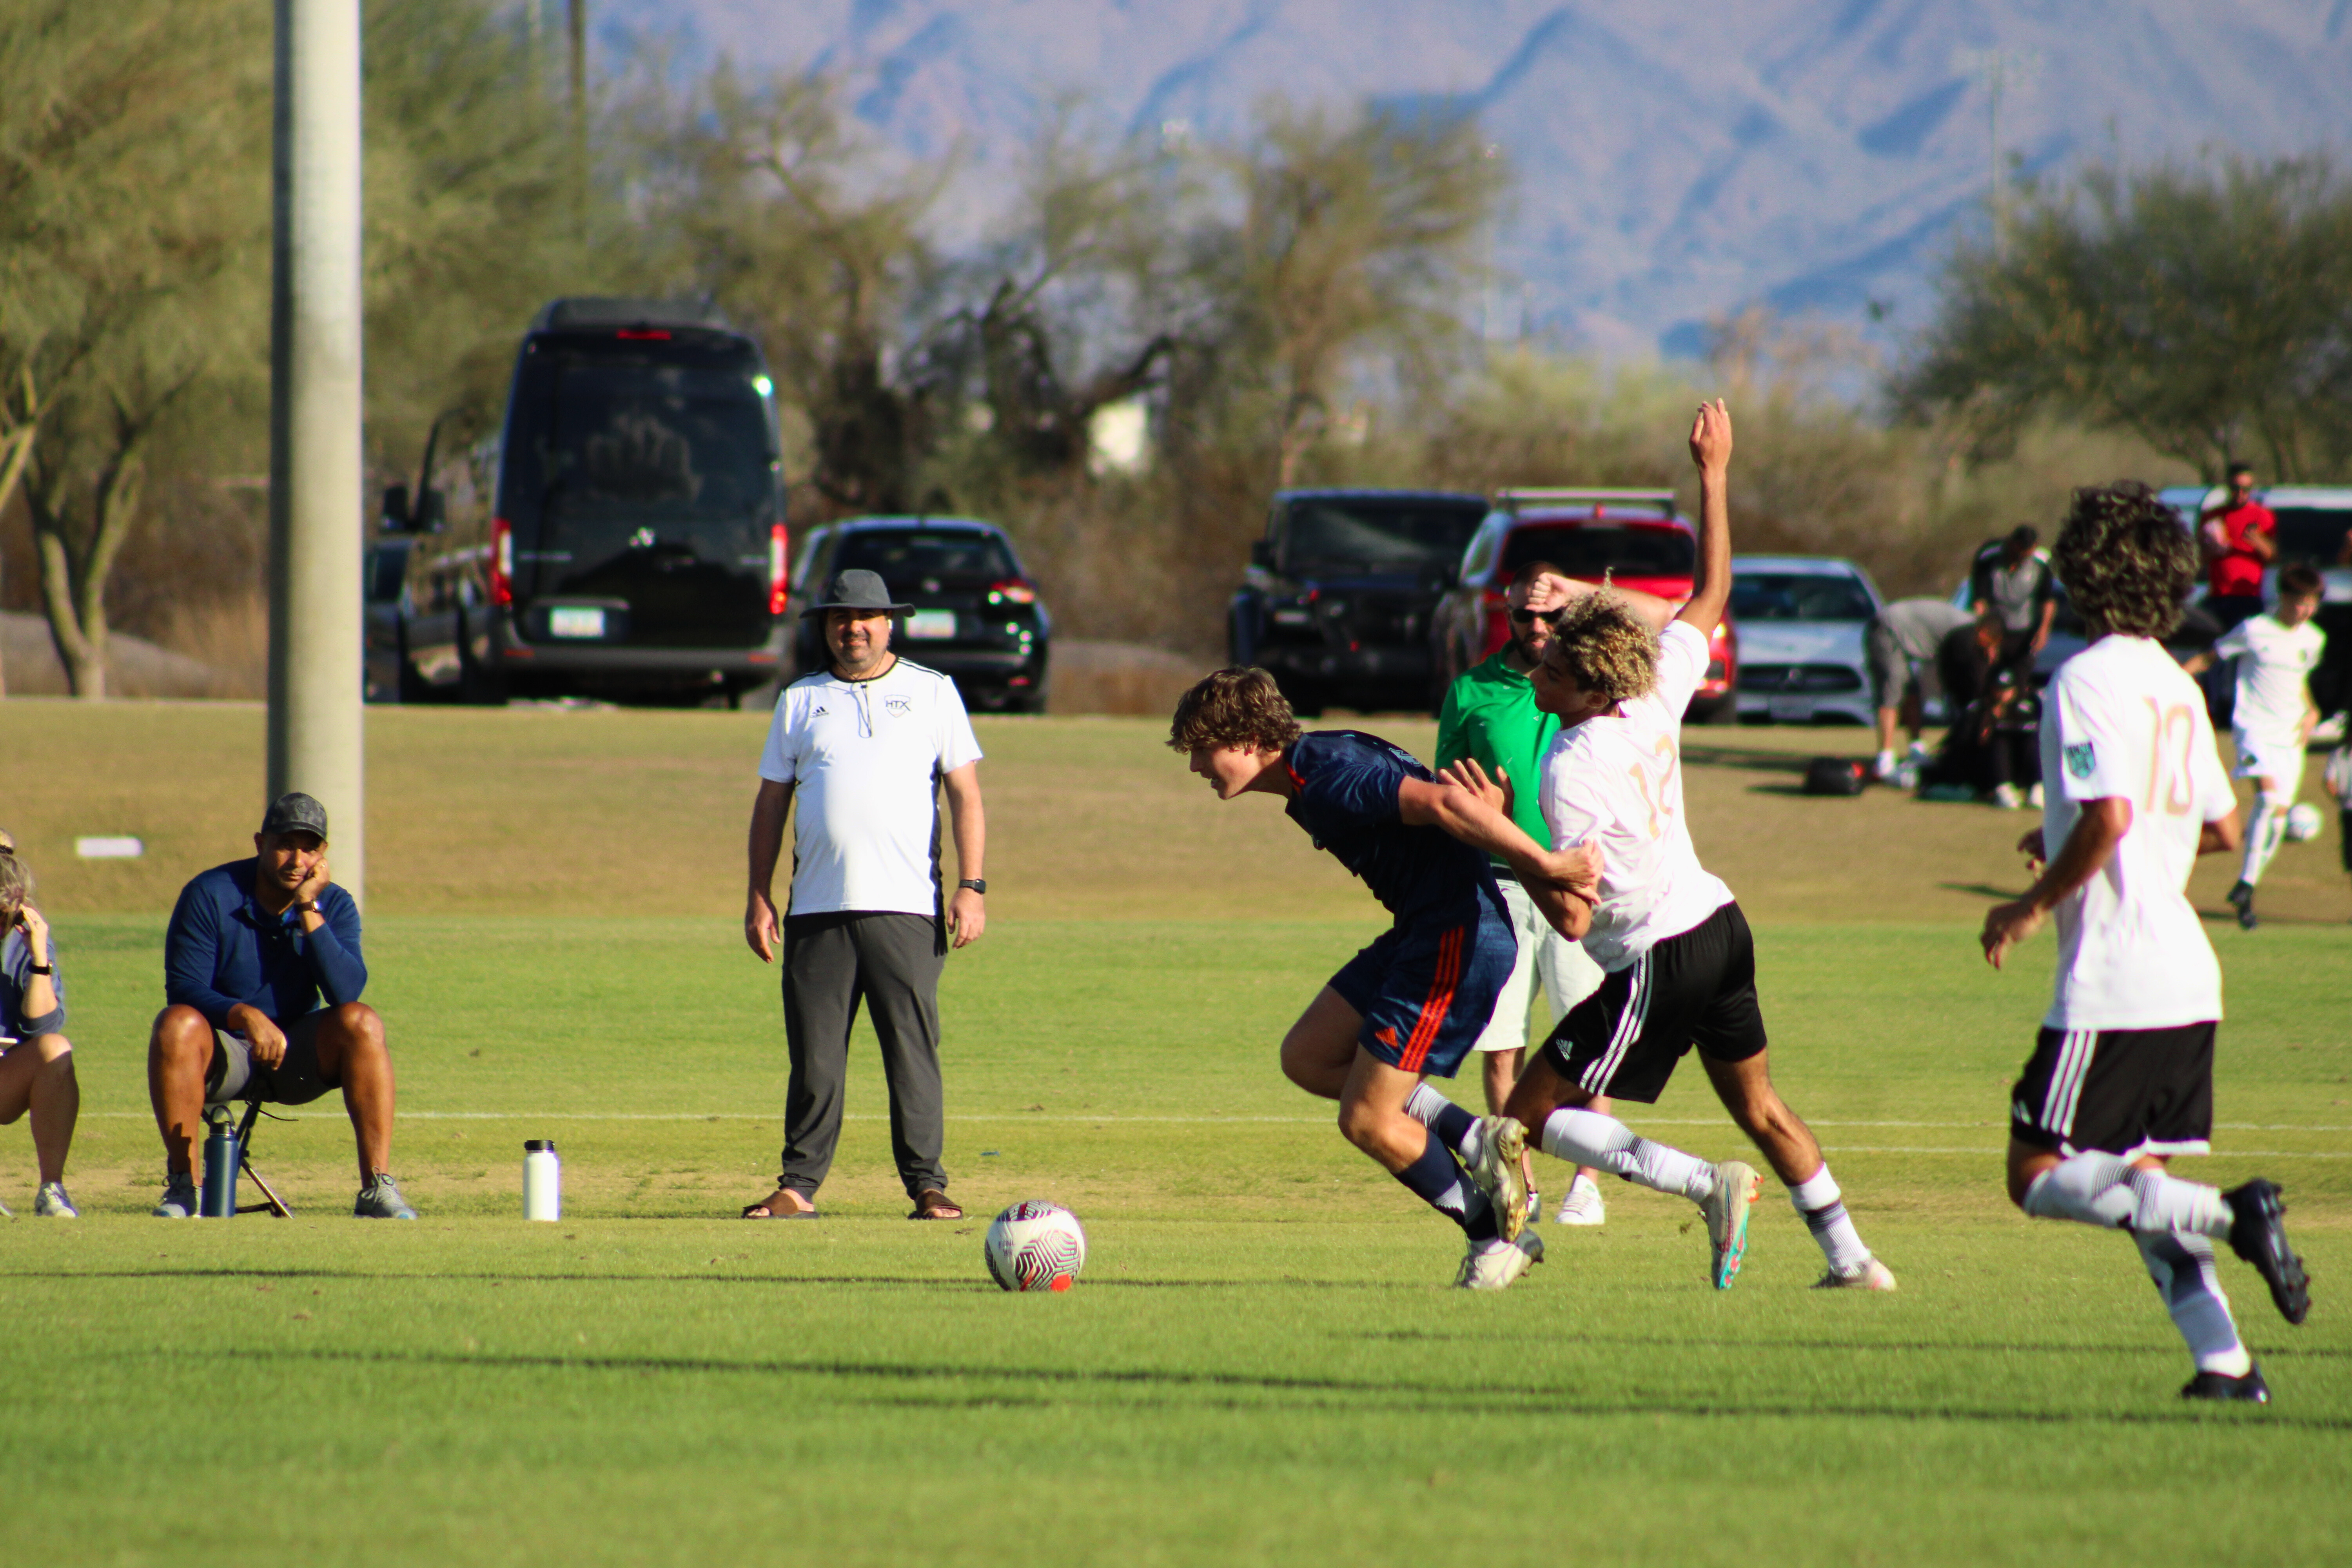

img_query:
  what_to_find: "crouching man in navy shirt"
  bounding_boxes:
[147,793,412,1219]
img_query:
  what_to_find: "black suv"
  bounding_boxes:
[1228,488,1490,714]
[787,517,1051,712]
[370,297,791,705]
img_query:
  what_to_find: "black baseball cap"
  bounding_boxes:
[260,792,329,840]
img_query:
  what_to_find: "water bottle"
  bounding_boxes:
[523,1139,561,1221]
[200,1116,241,1218]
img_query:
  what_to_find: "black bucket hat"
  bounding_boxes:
[801,568,913,619]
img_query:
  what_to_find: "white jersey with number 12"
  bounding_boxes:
[2036,635,2237,1032]
[1538,620,1735,973]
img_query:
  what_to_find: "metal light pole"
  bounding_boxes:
[267,0,367,904]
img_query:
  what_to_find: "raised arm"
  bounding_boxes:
[1524,571,1678,633]
[1678,399,1732,634]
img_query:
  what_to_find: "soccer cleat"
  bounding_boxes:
[2181,1365,2270,1404]
[1700,1160,1760,1290]
[1466,1115,1530,1242]
[2227,880,2258,929]
[1555,1174,1607,1227]
[2223,1180,2310,1325]
[354,1174,418,1220]
[33,1181,78,1218]
[152,1174,198,1219]
[1455,1231,1544,1291]
[1812,1257,1898,1291]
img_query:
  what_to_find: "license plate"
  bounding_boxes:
[548,606,605,639]
[1768,696,1813,721]
[906,609,957,640]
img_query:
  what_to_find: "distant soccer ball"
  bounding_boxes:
[2284,802,2323,842]
[984,1201,1087,1292]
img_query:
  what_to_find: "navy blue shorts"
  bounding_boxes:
[1328,895,1517,1080]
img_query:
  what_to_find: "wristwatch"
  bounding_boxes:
[296,901,321,915]
[28,962,52,976]
[957,878,987,895]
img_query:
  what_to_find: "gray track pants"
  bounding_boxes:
[778,911,949,1201]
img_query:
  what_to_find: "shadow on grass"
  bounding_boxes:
[200,1344,2352,1430]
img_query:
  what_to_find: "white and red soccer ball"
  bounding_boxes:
[984,1200,1087,1292]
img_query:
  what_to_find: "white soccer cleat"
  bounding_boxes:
[1700,1160,1760,1290]
[1813,1257,1898,1292]
[1455,1232,1544,1291]
[1466,1114,1530,1242]
[1555,1174,1606,1227]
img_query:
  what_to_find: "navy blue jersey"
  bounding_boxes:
[1283,731,1494,927]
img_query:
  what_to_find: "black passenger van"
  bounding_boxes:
[374,298,790,704]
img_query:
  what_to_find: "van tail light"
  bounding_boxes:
[490,517,514,606]
[768,524,791,616]
[989,580,1037,604]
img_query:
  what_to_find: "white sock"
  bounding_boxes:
[1403,1083,1480,1161]
[1539,1108,1716,1203]
[1787,1165,1872,1273]
[2020,1152,2136,1227]
[2241,795,2289,886]
[2137,1232,2252,1376]
[2124,1166,2233,1238]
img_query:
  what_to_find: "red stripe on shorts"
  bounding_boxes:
[1397,926,1464,1075]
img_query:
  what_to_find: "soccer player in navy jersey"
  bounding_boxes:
[1169,673,1601,1288]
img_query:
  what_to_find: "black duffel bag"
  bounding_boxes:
[1803,756,1869,796]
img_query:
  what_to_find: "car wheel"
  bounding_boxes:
[1686,693,1738,726]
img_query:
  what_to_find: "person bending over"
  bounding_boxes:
[0,836,79,1217]
[1470,400,1895,1293]
[1170,667,1599,1290]
[1982,481,2306,1404]
[2183,562,2327,930]
[148,793,412,1219]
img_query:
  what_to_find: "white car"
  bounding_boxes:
[1730,555,1883,726]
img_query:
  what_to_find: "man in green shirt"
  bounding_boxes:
[1431,560,1612,1225]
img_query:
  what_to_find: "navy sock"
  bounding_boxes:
[1389,1126,1498,1241]
[1427,1098,1478,1152]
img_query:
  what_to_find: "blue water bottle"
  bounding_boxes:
[200,1107,241,1218]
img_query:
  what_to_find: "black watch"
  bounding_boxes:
[957,878,987,895]
[29,963,53,976]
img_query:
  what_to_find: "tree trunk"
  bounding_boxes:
[28,438,147,701]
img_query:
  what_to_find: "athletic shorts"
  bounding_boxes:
[1537,901,1766,1103]
[1328,891,1516,1080]
[2231,730,2305,797]
[2008,1022,2214,1160]
[205,1011,335,1107]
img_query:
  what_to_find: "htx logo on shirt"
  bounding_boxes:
[2065,743,2096,779]
[885,696,912,716]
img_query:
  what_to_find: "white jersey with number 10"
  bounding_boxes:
[2036,635,2238,1033]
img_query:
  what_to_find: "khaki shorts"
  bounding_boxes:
[1472,876,1605,1054]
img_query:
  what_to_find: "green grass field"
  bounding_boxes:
[2,706,2349,1565]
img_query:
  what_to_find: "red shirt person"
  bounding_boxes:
[2201,461,2277,630]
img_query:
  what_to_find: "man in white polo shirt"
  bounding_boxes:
[740,569,987,1222]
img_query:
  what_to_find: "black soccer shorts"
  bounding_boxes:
[2009,1022,2215,1160]
[1537,901,1768,1104]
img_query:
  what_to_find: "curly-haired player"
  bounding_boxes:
[1464,400,1894,1293]
[1169,666,1600,1289]
[1982,481,2309,1403]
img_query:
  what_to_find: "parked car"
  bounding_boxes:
[787,516,1051,713]
[1728,555,1881,725]
[1432,488,1737,723]
[368,297,791,706]
[1229,488,1490,715]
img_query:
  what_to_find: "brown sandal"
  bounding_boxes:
[741,1188,819,1220]
[909,1189,963,1221]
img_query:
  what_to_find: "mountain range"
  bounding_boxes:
[597,0,2352,356]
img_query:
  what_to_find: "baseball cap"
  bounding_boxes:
[260,792,330,840]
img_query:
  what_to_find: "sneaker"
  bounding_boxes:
[2223,1179,2310,1325]
[33,1181,78,1218]
[1555,1174,1607,1227]
[1991,783,2024,810]
[152,1173,198,1219]
[1466,1115,1529,1242]
[1455,1231,1544,1291]
[1812,1257,1898,1291]
[354,1173,418,1220]
[1872,750,1899,781]
[2025,783,2044,809]
[1699,1160,1760,1290]
[2181,1365,2270,1404]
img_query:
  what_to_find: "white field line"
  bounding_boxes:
[82,1112,2352,1134]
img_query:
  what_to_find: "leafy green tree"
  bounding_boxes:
[1896,154,2352,481]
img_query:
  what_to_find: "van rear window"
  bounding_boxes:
[1501,524,1694,579]
[834,531,1019,582]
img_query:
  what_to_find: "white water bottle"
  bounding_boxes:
[523,1139,561,1221]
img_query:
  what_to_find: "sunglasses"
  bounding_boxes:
[1508,607,1543,625]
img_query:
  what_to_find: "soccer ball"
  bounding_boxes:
[984,1200,1087,1292]
[2284,802,2323,842]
